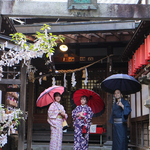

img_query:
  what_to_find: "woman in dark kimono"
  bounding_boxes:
[109,89,131,150]
[72,95,93,150]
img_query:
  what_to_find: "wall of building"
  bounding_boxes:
[130,84,149,149]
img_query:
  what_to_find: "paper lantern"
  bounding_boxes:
[137,47,141,68]
[145,36,148,60]
[135,50,138,72]
[140,44,148,66]
[145,35,150,61]
[132,54,136,74]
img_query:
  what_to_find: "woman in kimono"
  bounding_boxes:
[47,92,68,150]
[72,95,93,150]
[109,89,131,150]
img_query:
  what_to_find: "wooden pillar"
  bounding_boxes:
[27,82,34,150]
[106,46,113,141]
[0,15,2,32]
[135,93,137,118]
[140,90,144,147]
[18,65,27,150]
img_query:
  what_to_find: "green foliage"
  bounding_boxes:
[10,32,28,45]
[10,24,65,59]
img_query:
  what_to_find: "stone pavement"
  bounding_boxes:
[24,142,133,150]
[24,142,112,150]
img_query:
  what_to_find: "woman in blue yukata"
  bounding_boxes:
[72,95,93,150]
[109,89,131,150]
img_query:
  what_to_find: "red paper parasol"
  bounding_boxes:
[36,86,64,107]
[73,89,105,117]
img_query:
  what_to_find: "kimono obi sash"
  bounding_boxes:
[114,118,122,124]
[57,114,62,119]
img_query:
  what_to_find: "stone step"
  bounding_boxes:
[32,131,74,142]
[24,143,112,150]
[32,132,103,143]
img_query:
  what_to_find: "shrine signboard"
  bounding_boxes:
[68,0,97,10]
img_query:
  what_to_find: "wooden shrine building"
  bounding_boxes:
[121,20,150,150]
[1,0,150,150]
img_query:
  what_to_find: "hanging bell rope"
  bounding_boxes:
[57,54,113,74]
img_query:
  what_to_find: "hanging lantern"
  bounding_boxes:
[137,47,141,69]
[133,54,136,74]
[145,35,150,61]
[140,44,148,66]
[147,35,150,60]
[134,50,138,72]
[140,44,143,66]
[59,44,68,52]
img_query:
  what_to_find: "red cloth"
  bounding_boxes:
[82,126,87,134]
[90,127,105,134]
[96,127,105,134]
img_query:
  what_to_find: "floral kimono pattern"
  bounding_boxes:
[72,105,93,150]
[47,102,68,150]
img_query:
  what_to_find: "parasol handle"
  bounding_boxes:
[47,93,60,110]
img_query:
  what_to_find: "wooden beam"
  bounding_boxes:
[64,34,78,41]
[111,32,121,40]
[80,33,91,41]
[121,21,149,61]
[135,63,150,79]
[63,33,132,43]
[128,31,134,35]
[6,88,20,92]
[0,79,21,84]
[95,33,106,41]
[1,2,150,20]
[2,17,17,33]
[18,65,27,150]
[89,33,100,38]
[131,115,149,122]
[14,21,136,34]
